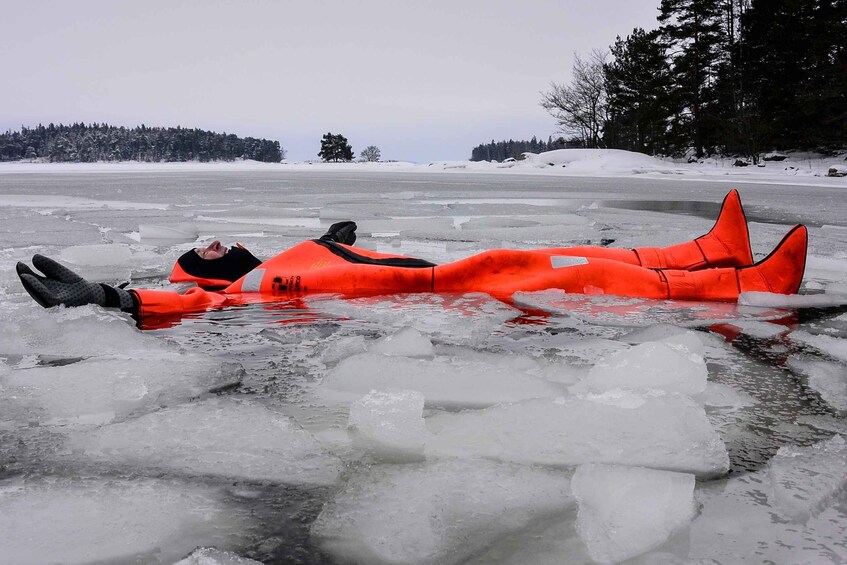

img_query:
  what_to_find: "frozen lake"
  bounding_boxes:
[1,168,846,564]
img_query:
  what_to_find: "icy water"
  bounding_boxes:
[1,170,846,564]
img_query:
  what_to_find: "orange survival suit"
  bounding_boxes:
[133,226,807,322]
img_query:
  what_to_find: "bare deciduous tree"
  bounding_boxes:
[359,145,381,162]
[540,49,608,148]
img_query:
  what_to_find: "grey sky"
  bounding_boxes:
[1,1,660,161]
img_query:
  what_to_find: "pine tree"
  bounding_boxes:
[604,28,673,154]
[318,132,354,162]
[658,0,726,157]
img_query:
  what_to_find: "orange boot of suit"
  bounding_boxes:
[635,189,753,269]
[663,225,807,301]
[538,189,754,270]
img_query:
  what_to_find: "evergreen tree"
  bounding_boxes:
[741,0,847,150]
[604,28,673,154]
[469,137,556,161]
[658,0,726,157]
[0,124,285,162]
[318,132,354,162]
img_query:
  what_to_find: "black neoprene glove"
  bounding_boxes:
[16,254,138,314]
[319,221,357,246]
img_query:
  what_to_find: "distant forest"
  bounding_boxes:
[0,123,284,163]
[470,136,581,162]
[476,0,846,161]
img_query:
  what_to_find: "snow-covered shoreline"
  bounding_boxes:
[1,148,845,187]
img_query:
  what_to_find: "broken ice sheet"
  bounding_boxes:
[317,350,564,409]
[768,434,847,520]
[572,464,696,564]
[791,330,847,363]
[347,389,427,462]
[1,355,242,427]
[786,356,847,412]
[367,326,434,357]
[56,243,166,281]
[311,459,574,565]
[514,289,786,328]
[690,465,847,563]
[572,340,708,396]
[0,475,253,565]
[173,547,263,565]
[65,397,342,485]
[307,292,522,346]
[0,302,169,358]
[426,392,729,478]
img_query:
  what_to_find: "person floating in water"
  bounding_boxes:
[17,190,807,325]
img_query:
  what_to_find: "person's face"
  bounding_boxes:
[195,240,228,260]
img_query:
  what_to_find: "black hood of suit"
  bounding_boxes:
[176,246,263,284]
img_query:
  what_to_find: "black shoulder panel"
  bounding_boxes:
[311,240,437,268]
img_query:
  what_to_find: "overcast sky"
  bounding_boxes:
[1,1,661,162]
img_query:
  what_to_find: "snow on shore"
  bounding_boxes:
[1,148,845,186]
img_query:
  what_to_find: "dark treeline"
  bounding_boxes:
[605,0,846,158]
[470,136,582,161]
[607,0,846,157]
[0,123,284,163]
[522,0,846,160]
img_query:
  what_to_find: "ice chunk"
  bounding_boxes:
[739,290,847,308]
[791,331,847,363]
[694,381,756,410]
[139,222,199,244]
[312,459,574,565]
[58,243,132,265]
[56,244,164,281]
[66,397,342,485]
[318,351,563,409]
[173,547,263,565]
[623,323,693,344]
[690,467,847,563]
[426,392,729,478]
[308,293,522,346]
[726,320,791,340]
[348,389,426,462]
[572,464,696,564]
[0,476,250,565]
[625,325,706,357]
[768,435,847,520]
[465,514,589,565]
[826,281,847,295]
[315,335,368,365]
[368,326,434,357]
[0,303,169,358]
[514,289,738,328]
[786,356,847,412]
[576,341,707,396]
[1,355,242,427]
[541,336,630,367]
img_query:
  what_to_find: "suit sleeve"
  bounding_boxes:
[131,287,226,319]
